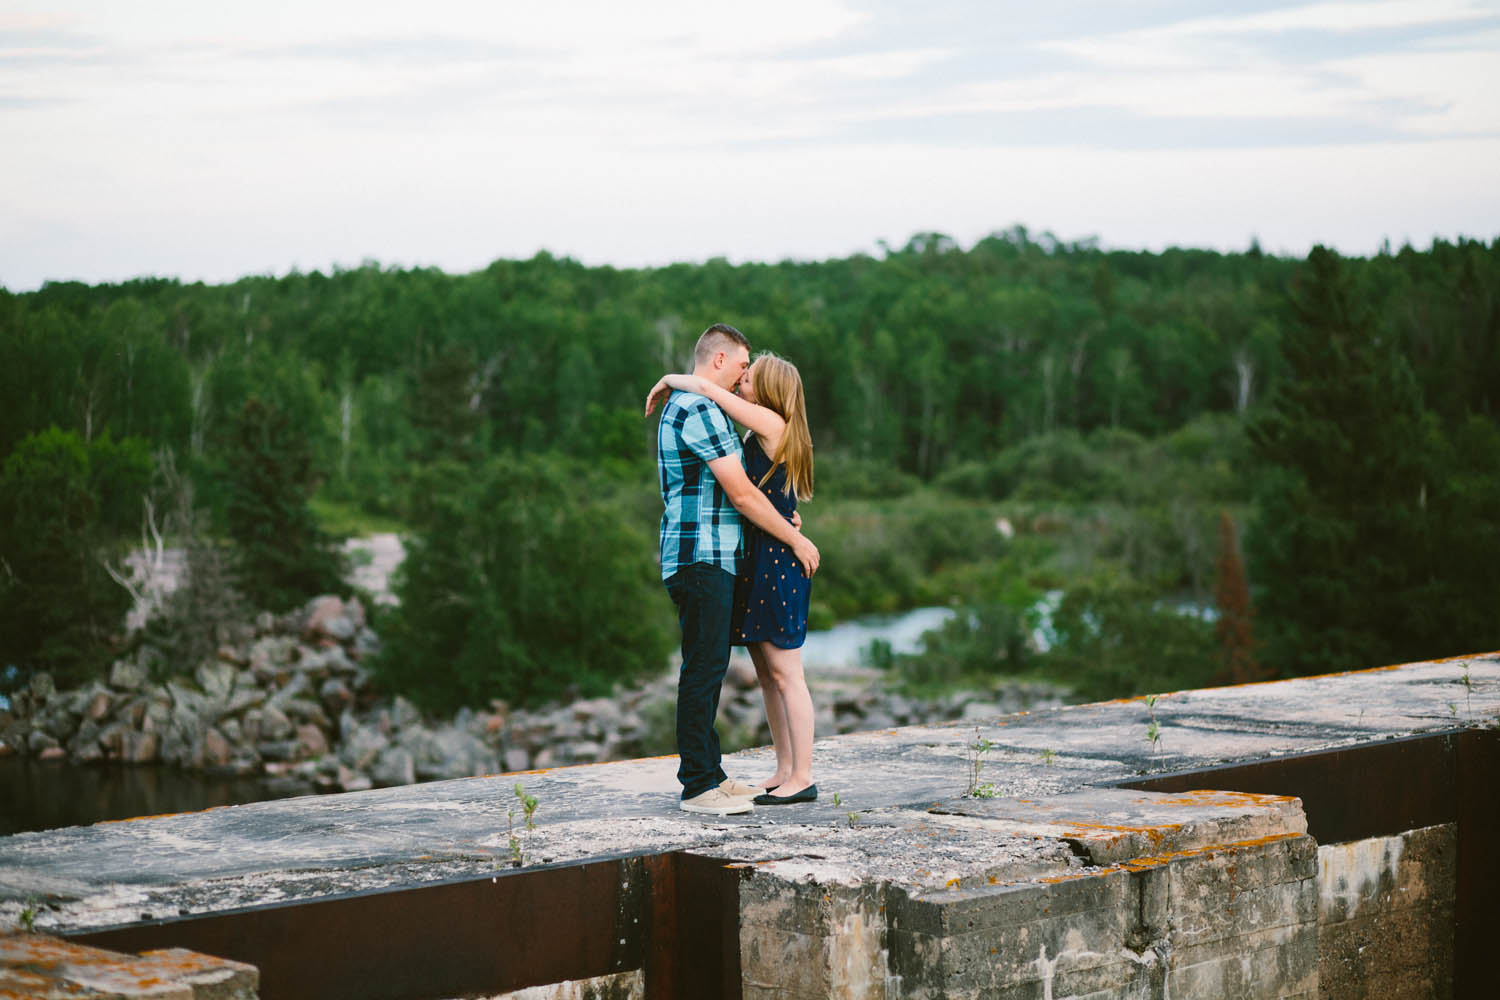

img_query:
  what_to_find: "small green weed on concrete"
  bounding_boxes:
[966,728,1000,798]
[19,896,38,933]
[1144,694,1163,755]
[1040,748,1057,765]
[507,782,540,866]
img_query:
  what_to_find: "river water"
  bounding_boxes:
[0,756,280,836]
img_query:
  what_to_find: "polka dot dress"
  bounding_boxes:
[731,435,810,650]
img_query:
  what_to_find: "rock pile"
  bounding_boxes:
[0,594,1070,798]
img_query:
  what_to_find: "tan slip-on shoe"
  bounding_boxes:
[680,787,755,815]
[720,779,761,798]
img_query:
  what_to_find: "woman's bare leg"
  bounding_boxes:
[750,644,792,787]
[757,642,815,797]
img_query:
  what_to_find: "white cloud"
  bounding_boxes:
[3,1,1499,289]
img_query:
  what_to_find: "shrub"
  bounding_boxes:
[0,428,150,687]
[375,455,674,713]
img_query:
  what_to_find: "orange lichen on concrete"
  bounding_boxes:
[1056,821,1184,846]
[1137,789,1300,809]
[1116,832,1303,873]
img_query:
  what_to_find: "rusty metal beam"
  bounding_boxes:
[1455,729,1500,998]
[72,856,648,1000]
[1117,730,1462,844]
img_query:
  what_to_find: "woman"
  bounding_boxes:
[645,354,818,804]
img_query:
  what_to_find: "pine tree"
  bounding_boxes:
[224,397,344,612]
[1247,247,1438,675]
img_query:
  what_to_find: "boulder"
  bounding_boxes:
[264,773,313,797]
[258,740,300,763]
[371,747,415,787]
[28,729,60,753]
[98,722,128,759]
[726,657,758,690]
[320,646,358,676]
[29,672,56,700]
[352,627,381,660]
[119,697,148,730]
[167,681,206,718]
[201,727,235,769]
[339,723,388,770]
[40,706,78,742]
[260,704,293,741]
[195,661,237,702]
[304,595,355,641]
[39,746,67,761]
[319,678,354,715]
[109,659,147,691]
[220,687,267,719]
[68,719,103,757]
[282,698,330,730]
[337,765,373,793]
[296,723,329,758]
[85,688,114,722]
[247,636,298,678]
[266,673,309,711]
[144,699,172,732]
[391,695,422,731]
[122,729,159,764]
[503,748,530,773]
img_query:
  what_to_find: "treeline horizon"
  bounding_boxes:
[3,228,1498,710]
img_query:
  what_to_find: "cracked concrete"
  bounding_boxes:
[0,653,1493,935]
[0,653,1495,999]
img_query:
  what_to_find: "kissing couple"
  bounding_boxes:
[646,323,822,815]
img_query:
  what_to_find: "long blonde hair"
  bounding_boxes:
[750,352,814,502]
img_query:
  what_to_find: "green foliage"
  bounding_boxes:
[0,428,150,687]
[223,398,345,612]
[888,591,1039,695]
[374,454,673,713]
[1248,247,1500,675]
[1035,576,1218,701]
[804,493,1013,617]
[3,235,1497,710]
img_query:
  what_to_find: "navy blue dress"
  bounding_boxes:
[732,434,810,649]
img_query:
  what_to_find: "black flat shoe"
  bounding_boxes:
[754,784,818,806]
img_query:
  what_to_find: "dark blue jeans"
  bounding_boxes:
[665,563,735,799]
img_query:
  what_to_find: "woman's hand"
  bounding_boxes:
[644,377,673,417]
[644,373,706,416]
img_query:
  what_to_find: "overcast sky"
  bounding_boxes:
[3,0,1498,291]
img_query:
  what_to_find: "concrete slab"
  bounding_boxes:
[0,653,1494,936]
[0,933,258,999]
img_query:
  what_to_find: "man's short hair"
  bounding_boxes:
[693,323,750,366]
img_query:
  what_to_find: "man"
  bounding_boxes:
[656,323,821,815]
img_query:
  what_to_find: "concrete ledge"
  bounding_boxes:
[0,652,1495,999]
[0,932,258,999]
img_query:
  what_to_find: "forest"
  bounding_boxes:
[3,228,1498,712]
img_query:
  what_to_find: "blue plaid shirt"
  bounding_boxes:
[657,391,743,580]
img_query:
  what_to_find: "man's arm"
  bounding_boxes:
[707,455,820,576]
